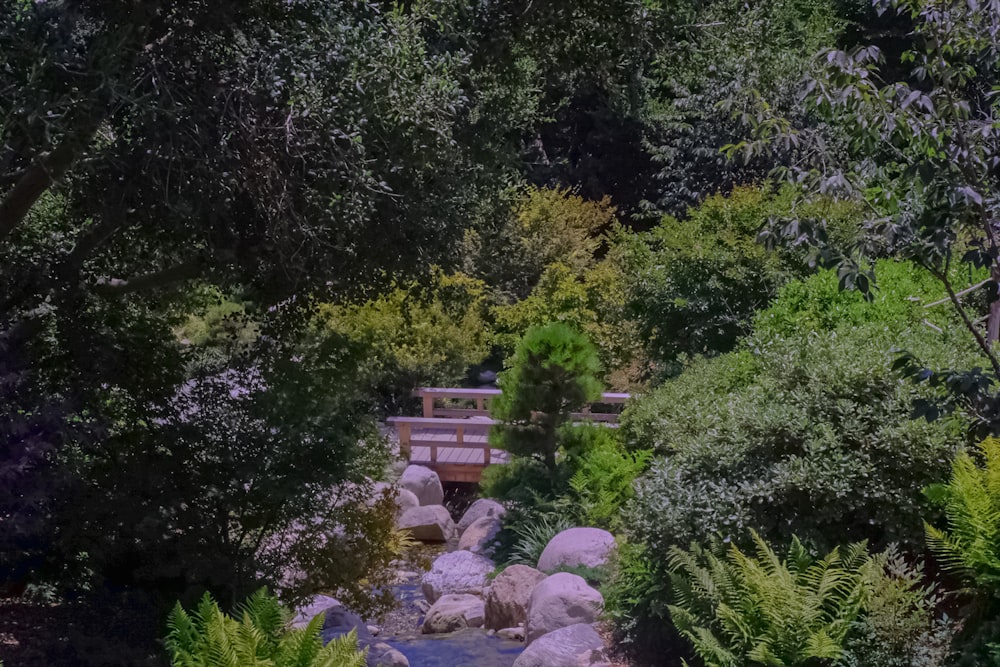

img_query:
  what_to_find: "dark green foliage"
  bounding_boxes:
[619,186,864,371]
[490,323,602,473]
[165,588,366,667]
[840,548,954,667]
[624,262,979,555]
[668,532,869,667]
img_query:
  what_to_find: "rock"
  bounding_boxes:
[290,594,341,629]
[421,594,486,634]
[484,564,547,630]
[513,623,606,667]
[537,527,616,573]
[497,626,525,641]
[321,605,374,644]
[457,498,506,535]
[525,573,604,644]
[478,369,498,384]
[398,505,457,543]
[421,550,495,603]
[371,482,420,516]
[367,624,381,636]
[458,515,502,555]
[399,465,444,506]
[367,642,409,667]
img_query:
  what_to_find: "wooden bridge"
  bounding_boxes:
[386,387,630,483]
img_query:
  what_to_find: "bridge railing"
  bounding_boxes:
[412,387,630,423]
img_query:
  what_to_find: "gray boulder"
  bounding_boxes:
[525,573,604,644]
[457,498,506,535]
[421,594,486,634]
[399,465,444,506]
[457,515,502,555]
[496,627,525,642]
[398,505,456,543]
[484,564,547,630]
[321,605,374,645]
[537,527,616,573]
[367,642,409,667]
[371,482,420,516]
[513,623,606,667]
[421,550,495,603]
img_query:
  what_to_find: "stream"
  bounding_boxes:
[377,581,524,667]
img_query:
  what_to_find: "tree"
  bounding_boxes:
[756,0,1000,436]
[490,323,602,475]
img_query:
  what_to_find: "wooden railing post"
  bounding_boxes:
[399,423,411,461]
[476,397,485,412]
[422,394,435,418]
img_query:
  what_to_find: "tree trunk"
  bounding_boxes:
[990,265,1000,345]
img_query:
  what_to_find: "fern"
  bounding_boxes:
[925,438,1000,595]
[165,588,366,667]
[668,531,869,667]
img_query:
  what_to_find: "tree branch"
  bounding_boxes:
[92,260,205,295]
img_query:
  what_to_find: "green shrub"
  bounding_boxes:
[315,271,490,410]
[619,185,863,370]
[492,260,648,391]
[490,322,602,475]
[562,423,651,530]
[840,548,954,667]
[668,532,869,667]
[625,323,973,556]
[165,588,366,667]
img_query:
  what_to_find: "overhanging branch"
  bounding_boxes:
[93,259,205,295]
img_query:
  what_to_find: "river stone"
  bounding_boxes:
[497,626,525,642]
[321,605,374,644]
[537,527,616,573]
[484,564,548,630]
[367,642,409,667]
[421,593,486,634]
[457,498,506,535]
[290,594,341,629]
[399,465,444,506]
[525,573,604,644]
[513,623,606,667]
[421,550,495,603]
[398,505,457,543]
[458,515,502,555]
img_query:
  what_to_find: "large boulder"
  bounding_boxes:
[457,498,506,535]
[421,594,486,634]
[398,505,456,543]
[399,465,444,506]
[320,605,374,645]
[537,528,616,573]
[371,482,420,516]
[457,515,502,555]
[484,565,547,630]
[513,623,607,667]
[421,550,494,603]
[367,643,409,667]
[525,573,604,644]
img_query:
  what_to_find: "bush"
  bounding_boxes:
[623,260,982,554]
[668,532,869,667]
[619,185,863,371]
[490,322,602,475]
[464,186,618,300]
[165,588,366,667]
[840,548,955,667]
[492,260,649,390]
[315,271,490,411]
[562,423,651,530]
